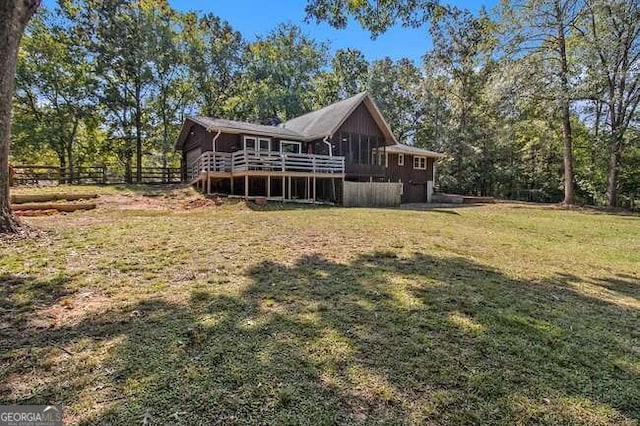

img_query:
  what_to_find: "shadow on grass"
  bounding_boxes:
[0,273,74,327]
[592,275,639,300]
[1,254,638,425]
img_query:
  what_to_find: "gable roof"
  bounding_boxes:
[282,92,398,144]
[190,117,302,139]
[176,91,403,150]
[175,116,304,150]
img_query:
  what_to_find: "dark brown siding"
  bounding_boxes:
[183,124,211,152]
[215,133,241,152]
[333,104,389,179]
[337,103,384,138]
[386,154,435,203]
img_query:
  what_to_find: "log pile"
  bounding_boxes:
[11,193,98,216]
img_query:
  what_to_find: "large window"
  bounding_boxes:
[341,132,384,165]
[280,141,302,154]
[244,136,271,152]
[413,156,427,170]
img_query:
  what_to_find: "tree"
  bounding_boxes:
[367,57,424,141]
[227,24,328,122]
[182,13,244,118]
[417,8,500,195]
[1,0,40,233]
[499,0,585,205]
[65,0,170,183]
[312,48,369,107]
[14,7,96,182]
[305,0,443,37]
[576,0,640,206]
[149,7,194,172]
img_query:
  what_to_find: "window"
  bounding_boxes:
[244,137,256,151]
[244,136,271,152]
[280,141,302,154]
[398,153,405,166]
[359,136,369,164]
[413,156,427,170]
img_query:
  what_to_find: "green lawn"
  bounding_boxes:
[1,186,639,425]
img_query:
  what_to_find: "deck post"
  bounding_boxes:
[207,176,211,194]
[282,176,285,202]
[267,176,271,198]
[288,176,292,200]
[312,176,316,204]
[245,175,249,200]
[230,177,234,195]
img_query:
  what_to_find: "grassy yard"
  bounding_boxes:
[1,186,639,425]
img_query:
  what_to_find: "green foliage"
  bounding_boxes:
[182,12,244,118]
[9,0,639,207]
[13,7,97,171]
[305,0,444,37]
[225,24,329,123]
[312,48,369,107]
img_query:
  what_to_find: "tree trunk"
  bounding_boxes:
[555,0,575,205]
[606,142,621,207]
[0,0,40,234]
[135,84,142,184]
[57,152,66,184]
[67,119,78,184]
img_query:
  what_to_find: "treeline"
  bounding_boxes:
[10,0,640,207]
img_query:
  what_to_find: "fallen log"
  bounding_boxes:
[11,203,97,212]
[10,193,98,204]
[15,209,59,217]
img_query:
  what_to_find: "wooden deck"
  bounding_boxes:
[189,151,346,183]
[189,151,345,203]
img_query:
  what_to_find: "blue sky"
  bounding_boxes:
[45,0,496,63]
[176,0,496,63]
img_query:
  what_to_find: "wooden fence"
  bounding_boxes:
[343,181,403,207]
[10,165,182,186]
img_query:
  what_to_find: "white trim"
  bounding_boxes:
[413,156,427,170]
[244,135,272,152]
[280,140,302,154]
[398,153,405,166]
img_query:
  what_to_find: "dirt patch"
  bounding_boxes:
[97,186,215,211]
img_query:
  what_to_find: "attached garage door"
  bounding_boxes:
[402,182,427,203]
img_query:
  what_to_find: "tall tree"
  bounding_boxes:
[421,8,499,195]
[1,0,40,233]
[65,0,169,183]
[305,0,443,36]
[227,24,328,122]
[149,6,194,171]
[577,0,640,206]
[367,57,424,141]
[499,0,584,204]
[182,13,244,118]
[312,48,369,107]
[14,7,96,182]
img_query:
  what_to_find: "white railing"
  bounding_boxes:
[232,151,345,174]
[189,152,232,180]
[189,151,345,179]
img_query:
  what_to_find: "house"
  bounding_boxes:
[175,92,443,204]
